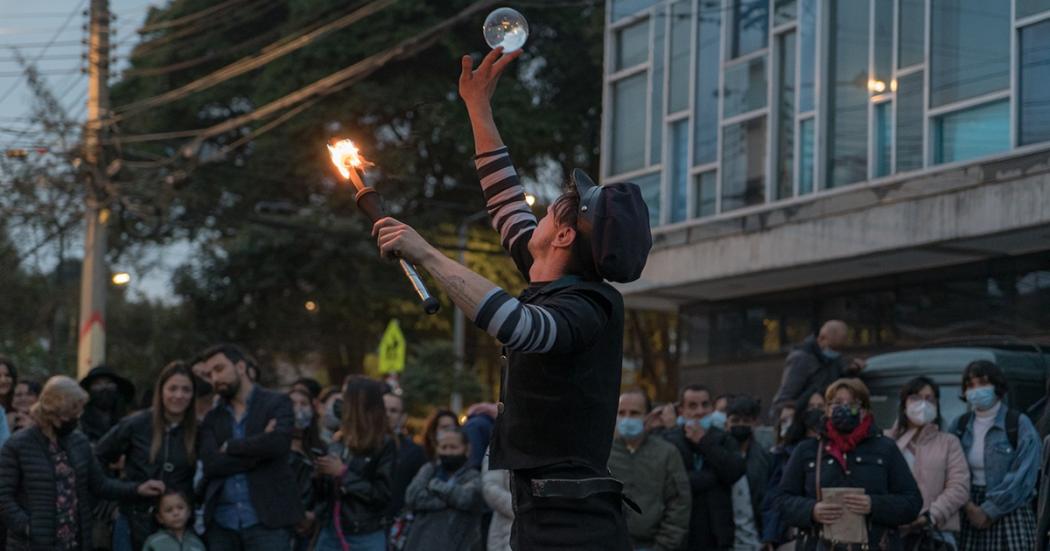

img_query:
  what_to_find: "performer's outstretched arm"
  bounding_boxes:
[373,218,609,355]
[459,47,521,155]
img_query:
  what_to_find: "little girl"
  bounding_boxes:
[142,491,206,551]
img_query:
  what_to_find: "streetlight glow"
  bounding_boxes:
[525,193,537,207]
[305,300,318,312]
[111,272,131,286]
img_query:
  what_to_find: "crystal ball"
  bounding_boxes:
[483,8,529,53]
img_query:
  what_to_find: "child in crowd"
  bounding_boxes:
[142,491,206,551]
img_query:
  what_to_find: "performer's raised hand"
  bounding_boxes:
[459,46,522,112]
[373,217,435,265]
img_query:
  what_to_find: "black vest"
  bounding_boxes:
[489,277,625,472]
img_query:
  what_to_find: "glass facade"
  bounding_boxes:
[605,0,1050,227]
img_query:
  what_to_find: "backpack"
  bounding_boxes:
[953,408,1021,449]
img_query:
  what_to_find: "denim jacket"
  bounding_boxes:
[952,404,1040,520]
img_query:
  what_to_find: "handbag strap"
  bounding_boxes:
[815,438,823,502]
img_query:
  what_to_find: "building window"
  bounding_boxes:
[1019,19,1050,146]
[651,10,665,164]
[896,71,924,172]
[798,0,815,112]
[730,0,770,58]
[775,31,796,200]
[721,116,767,211]
[930,0,1009,108]
[694,171,717,218]
[932,99,1009,164]
[874,101,892,178]
[670,120,689,223]
[774,0,796,25]
[634,171,662,224]
[612,0,660,22]
[872,0,893,89]
[668,0,693,113]
[1017,0,1050,20]
[723,56,768,118]
[611,73,648,175]
[799,117,814,194]
[615,19,650,71]
[826,0,869,188]
[694,2,721,165]
[898,0,924,68]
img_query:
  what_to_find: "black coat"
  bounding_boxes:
[0,426,140,551]
[740,437,773,536]
[777,428,923,550]
[388,434,426,518]
[664,426,747,550]
[199,386,304,529]
[315,438,396,535]
[95,409,197,549]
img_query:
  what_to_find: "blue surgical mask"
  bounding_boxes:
[617,417,645,439]
[705,410,727,431]
[676,415,686,427]
[966,386,998,411]
[822,348,841,359]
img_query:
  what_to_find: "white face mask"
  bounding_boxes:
[906,399,937,427]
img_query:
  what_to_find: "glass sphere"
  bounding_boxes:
[483,8,529,53]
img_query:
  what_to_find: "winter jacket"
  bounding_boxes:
[481,453,512,551]
[739,436,773,537]
[95,409,198,550]
[950,404,1040,520]
[608,434,691,551]
[777,425,923,550]
[771,336,852,408]
[388,433,426,518]
[761,442,801,545]
[315,438,395,536]
[141,529,206,551]
[1035,434,1050,551]
[663,426,746,550]
[0,426,140,551]
[404,462,485,551]
[885,423,970,531]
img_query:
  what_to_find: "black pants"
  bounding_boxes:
[510,468,630,551]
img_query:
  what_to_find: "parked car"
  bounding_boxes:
[861,337,1049,429]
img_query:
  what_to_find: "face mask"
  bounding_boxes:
[906,400,937,427]
[966,386,997,411]
[617,417,645,439]
[830,404,862,433]
[803,409,825,431]
[822,348,841,360]
[439,454,468,473]
[55,418,78,437]
[676,415,686,427]
[730,425,753,442]
[701,410,727,431]
[779,420,793,438]
[91,388,118,411]
[294,408,313,430]
[322,399,342,431]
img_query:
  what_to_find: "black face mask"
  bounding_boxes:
[90,388,118,412]
[439,454,468,473]
[803,409,825,431]
[830,405,862,433]
[729,425,753,442]
[55,418,78,437]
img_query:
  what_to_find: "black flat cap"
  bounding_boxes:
[570,169,652,283]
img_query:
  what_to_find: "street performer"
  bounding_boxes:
[370,47,652,549]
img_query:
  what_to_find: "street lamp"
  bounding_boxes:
[304,300,319,313]
[525,193,536,206]
[111,272,131,286]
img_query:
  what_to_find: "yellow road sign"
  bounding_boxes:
[378,319,406,374]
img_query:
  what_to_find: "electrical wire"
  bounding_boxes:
[0,0,87,105]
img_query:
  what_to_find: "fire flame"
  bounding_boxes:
[326,139,371,180]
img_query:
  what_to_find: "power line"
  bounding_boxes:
[130,0,284,58]
[137,0,252,33]
[0,0,87,105]
[111,0,397,120]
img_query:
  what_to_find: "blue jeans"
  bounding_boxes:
[207,523,292,551]
[314,524,386,551]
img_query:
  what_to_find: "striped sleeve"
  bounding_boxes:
[474,147,536,257]
[472,287,611,355]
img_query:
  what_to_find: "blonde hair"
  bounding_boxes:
[824,377,872,410]
[31,376,88,438]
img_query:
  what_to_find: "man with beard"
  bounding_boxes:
[198,344,304,551]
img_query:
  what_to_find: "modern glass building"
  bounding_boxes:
[604,0,1050,401]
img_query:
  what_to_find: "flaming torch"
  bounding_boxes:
[327,139,440,315]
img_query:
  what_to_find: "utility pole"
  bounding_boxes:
[77,0,110,378]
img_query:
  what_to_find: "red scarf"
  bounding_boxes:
[823,413,874,469]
